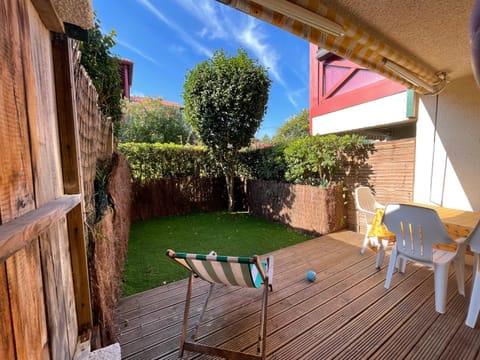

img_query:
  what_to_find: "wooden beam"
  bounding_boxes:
[184,342,262,360]
[52,34,81,195]
[0,265,14,359]
[0,195,80,262]
[52,34,93,330]
[66,204,93,332]
[31,0,64,32]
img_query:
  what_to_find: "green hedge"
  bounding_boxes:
[118,143,221,182]
[119,134,372,186]
[238,144,287,182]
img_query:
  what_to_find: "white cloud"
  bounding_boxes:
[175,1,284,86]
[236,18,284,86]
[137,0,213,57]
[286,88,308,108]
[170,44,187,54]
[176,0,228,40]
[198,27,208,39]
[173,0,308,126]
[287,93,298,108]
[116,39,162,67]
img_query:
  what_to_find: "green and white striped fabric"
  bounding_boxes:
[167,251,266,288]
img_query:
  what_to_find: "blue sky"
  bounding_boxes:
[93,0,310,138]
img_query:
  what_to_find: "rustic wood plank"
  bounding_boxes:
[0,0,33,354]
[39,230,69,360]
[52,34,82,195]
[0,264,14,359]
[0,0,51,357]
[0,194,81,262]
[67,205,93,330]
[6,241,50,359]
[52,33,93,331]
[26,0,63,201]
[30,0,63,32]
[0,0,36,222]
[26,1,79,357]
[38,221,79,359]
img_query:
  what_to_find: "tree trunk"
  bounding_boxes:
[226,174,235,211]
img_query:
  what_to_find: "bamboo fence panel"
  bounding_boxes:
[345,138,416,233]
[73,48,112,227]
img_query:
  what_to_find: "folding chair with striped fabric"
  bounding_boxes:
[166,249,274,360]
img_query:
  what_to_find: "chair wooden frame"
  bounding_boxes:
[166,249,274,360]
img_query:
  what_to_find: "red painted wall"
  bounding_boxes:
[309,44,405,133]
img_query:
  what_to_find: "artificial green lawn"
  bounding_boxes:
[121,211,313,296]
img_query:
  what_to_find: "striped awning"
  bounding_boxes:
[217,0,448,94]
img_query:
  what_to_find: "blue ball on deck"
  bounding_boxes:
[306,270,317,282]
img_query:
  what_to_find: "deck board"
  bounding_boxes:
[115,230,480,359]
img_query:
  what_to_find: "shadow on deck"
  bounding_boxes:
[115,230,480,359]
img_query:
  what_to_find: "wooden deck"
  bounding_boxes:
[115,230,480,359]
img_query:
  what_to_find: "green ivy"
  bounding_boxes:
[80,15,122,122]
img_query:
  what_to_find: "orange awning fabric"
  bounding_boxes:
[217,0,447,94]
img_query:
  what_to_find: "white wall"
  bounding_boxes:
[414,75,480,211]
[311,91,412,135]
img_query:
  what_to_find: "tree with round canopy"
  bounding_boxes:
[183,49,271,211]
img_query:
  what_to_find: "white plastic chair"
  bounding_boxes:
[383,204,467,314]
[464,221,480,328]
[355,187,385,260]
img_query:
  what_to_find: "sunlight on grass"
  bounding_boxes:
[121,211,313,296]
